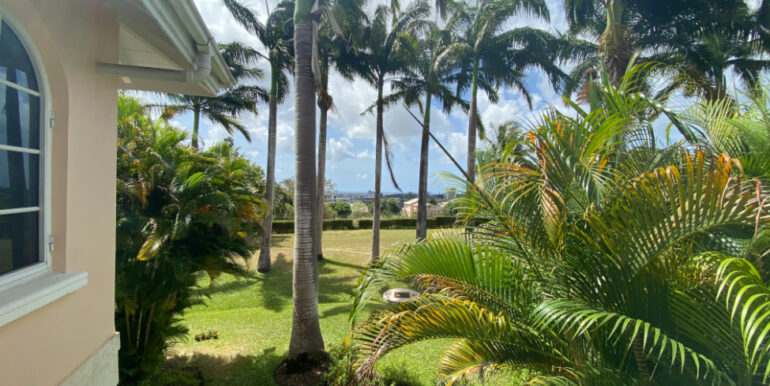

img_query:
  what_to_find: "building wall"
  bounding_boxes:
[0,1,119,385]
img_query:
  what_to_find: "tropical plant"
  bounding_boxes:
[440,0,565,183]
[684,82,770,179]
[348,77,770,384]
[348,0,430,260]
[152,42,266,149]
[385,17,468,240]
[115,95,262,382]
[224,0,295,273]
[563,0,770,99]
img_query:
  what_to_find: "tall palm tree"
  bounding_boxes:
[225,0,294,273]
[442,0,564,183]
[288,0,324,363]
[154,42,266,149]
[563,0,770,98]
[314,0,367,261]
[347,0,430,259]
[385,19,467,239]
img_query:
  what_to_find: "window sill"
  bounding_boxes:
[0,271,88,328]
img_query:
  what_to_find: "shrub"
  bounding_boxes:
[432,216,457,228]
[115,96,260,383]
[333,201,352,218]
[324,219,355,230]
[357,219,373,229]
[380,218,417,229]
[272,220,294,234]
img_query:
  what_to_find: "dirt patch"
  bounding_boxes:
[273,351,331,386]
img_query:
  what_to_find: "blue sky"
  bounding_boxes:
[141,0,573,193]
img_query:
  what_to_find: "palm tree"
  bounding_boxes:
[115,95,261,382]
[349,77,770,383]
[442,0,565,183]
[562,0,770,98]
[385,19,467,239]
[225,0,294,273]
[153,42,266,149]
[288,0,324,364]
[314,0,367,261]
[348,0,430,259]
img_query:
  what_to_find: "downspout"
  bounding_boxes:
[98,49,212,83]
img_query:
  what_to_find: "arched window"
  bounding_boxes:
[0,16,47,277]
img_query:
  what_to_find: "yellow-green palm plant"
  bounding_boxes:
[351,145,770,385]
[115,95,263,382]
[347,70,770,383]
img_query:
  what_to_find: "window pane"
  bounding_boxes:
[0,83,40,149]
[0,211,40,274]
[0,150,39,210]
[0,21,38,91]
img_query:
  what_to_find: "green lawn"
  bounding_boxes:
[166,229,456,385]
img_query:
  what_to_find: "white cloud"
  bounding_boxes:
[328,137,373,161]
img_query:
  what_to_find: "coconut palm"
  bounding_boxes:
[224,0,294,273]
[153,42,266,149]
[348,0,430,259]
[441,0,565,183]
[384,19,468,239]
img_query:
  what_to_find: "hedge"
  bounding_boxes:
[431,216,458,228]
[272,220,294,234]
[380,218,416,229]
[272,216,468,233]
[324,219,355,230]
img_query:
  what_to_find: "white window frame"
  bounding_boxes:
[0,7,87,329]
[0,9,53,292]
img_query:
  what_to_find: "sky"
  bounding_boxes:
[142,0,573,194]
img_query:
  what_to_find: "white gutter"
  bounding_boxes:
[99,0,235,90]
[98,50,212,83]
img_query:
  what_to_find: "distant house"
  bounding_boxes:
[401,198,445,217]
[401,198,419,217]
[0,1,233,384]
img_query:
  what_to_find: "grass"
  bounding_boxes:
[167,229,456,385]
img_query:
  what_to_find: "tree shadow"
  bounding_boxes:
[167,347,284,385]
[258,253,292,312]
[206,277,259,295]
[321,258,366,271]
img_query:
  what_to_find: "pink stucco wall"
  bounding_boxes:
[0,1,119,384]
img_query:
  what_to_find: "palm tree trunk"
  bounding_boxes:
[288,13,324,360]
[416,92,432,240]
[192,105,201,150]
[315,63,330,261]
[258,66,279,273]
[315,99,328,261]
[371,79,384,260]
[466,61,479,183]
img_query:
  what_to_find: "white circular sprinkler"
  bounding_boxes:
[382,288,419,303]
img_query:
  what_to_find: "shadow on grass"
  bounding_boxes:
[256,254,366,313]
[167,347,284,386]
[259,253,292,312]
[207,277,260,295]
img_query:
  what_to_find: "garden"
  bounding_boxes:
[114,0,770,385]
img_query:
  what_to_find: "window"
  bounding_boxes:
[0,17,46,277]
